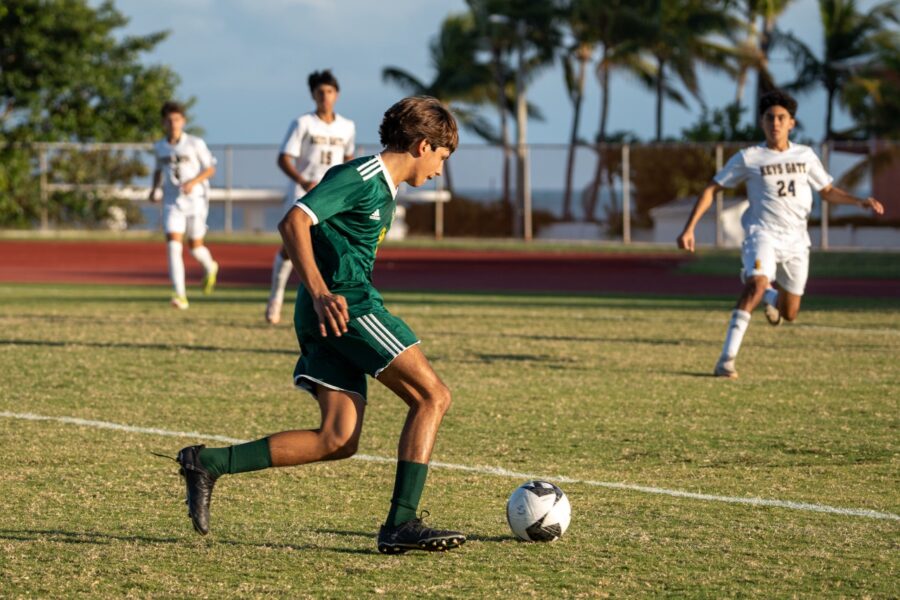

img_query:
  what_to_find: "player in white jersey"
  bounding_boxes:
[149,101,219,310]
[266,70,356,324]
[677,90,884,378]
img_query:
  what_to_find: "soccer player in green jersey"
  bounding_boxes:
[174,96,465,554]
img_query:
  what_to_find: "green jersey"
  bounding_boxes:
[294,154,398,316]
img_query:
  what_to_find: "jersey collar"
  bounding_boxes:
[375,153,398,199]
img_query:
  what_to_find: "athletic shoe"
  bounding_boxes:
[171,295,189,310]
[202,262,219,295]
[377,514,466,554]
[265,297,282,325]
[176,444,218,535]
[764,301,783,326]
[714,357,738,379]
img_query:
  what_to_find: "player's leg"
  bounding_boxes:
[267,387,366,465]
[773,247,808,322]
[375,345,465,553]
[267,246,293,324]
[186,211,218,295]
[715,234,776,378]
[176,386,365,535]
[763,282,783,326]
[164,206,189,309]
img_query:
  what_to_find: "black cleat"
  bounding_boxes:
[176,444,218,535]
[377,514,465,554]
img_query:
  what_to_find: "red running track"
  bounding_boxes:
[0,239,897,298]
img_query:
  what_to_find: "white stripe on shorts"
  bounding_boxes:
[357,314,405,355]
[363,314,407,353]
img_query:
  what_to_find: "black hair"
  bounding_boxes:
[308,70,339,93]
[160,101,186,118]
[758,90,798,118]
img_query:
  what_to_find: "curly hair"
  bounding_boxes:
[758,90,798,118]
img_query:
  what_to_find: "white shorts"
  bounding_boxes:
[741,230,809,295]
[164,204,209,239]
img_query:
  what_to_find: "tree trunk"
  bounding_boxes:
[755,14,776,110]
[493,46,512,209]
[585,56,611,222]
[515,39,529,239]
[655,57,665,142]
[562,48,589,222]
[825,86,835,141]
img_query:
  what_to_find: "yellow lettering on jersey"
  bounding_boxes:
[377,227,387,246]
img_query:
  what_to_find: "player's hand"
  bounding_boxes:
[313,292,349,337]
[301,179,318,192]
[862,197,884,215]
[677,230,695,252]
[181,180,196,194]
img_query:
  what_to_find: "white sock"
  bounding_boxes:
[269,252,294,303]
[167,241,186,297]
[190,245,216,273]
[763,287,778,307]
[721,309,751,361]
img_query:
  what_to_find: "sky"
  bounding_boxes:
[113,0,869,146]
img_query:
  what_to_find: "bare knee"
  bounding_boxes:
[424,382,452,416]
[783,308,799,322]
[745,277,768,299]
[318,428,359,459]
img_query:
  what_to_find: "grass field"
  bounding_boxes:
[1,283,897,598]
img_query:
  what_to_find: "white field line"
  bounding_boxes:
[3,410,898,522]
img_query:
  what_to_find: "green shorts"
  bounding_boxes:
[293,302,419,402]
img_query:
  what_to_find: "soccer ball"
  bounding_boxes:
[506,480,571,542]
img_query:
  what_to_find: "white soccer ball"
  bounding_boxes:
[506,480,571,542]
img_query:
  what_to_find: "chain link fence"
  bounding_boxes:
[27,140,900,249]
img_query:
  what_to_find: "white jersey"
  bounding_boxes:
[153,133,216,213]
[279,112,355,203]
[714,142,832,244]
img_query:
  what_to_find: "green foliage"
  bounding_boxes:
[630,145,718,224]
[405,195,556,237]
[0,0,186,227]
[681,102,760,142]
[778,0,899,138]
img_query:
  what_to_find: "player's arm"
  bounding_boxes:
[181,165,215,194]
[819,185,884,215]
[677,181,723,252]
[278,207,348,336]
[277,153,314,192]
[148,169,162,203]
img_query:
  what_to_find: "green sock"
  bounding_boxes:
[386,460,429,527]
[198,438,272,478]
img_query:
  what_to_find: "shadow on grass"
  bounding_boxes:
[0,338,295,356]
[0,528,375,555]
[319,528,514,546]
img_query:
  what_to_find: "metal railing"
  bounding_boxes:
[30,140,897,248]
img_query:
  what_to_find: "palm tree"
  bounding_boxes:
[576,0,655,221]
[779,0,899,140]
[382,12,495,192]
[729,0,795,114]
[466,0,562,239]
[560,31,594,221]
[632,0,742,141]
[467,0,519,209]
[745,0,796,109]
